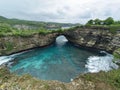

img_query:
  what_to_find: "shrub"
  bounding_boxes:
[5,42,14,51]
[0,23,12,33]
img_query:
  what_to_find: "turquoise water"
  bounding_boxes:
[7,36,117,82]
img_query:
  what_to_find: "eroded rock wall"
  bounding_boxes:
[0,27,120,55]
[0,33,58,55]
[64,27,120,53]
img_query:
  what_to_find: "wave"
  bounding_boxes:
[85,51,119,73]
[0,52,24,65]
[0,56,13,65]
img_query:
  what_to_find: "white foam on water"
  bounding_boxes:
[85,52,119,73]
[0,52,24,65]
[0,56,12,65]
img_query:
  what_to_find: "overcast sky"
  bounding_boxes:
[0,0,120,24]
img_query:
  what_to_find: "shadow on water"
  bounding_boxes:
[5,35,118,82]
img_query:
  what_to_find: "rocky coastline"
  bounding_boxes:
[0,33,59,56]
[0,26,120,90]
[0,27,120,56]
[64,27,120,53]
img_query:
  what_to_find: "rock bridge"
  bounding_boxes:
[0,27,120,55]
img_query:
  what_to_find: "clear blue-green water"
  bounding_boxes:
[6,36,118,82]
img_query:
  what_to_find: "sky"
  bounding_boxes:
[0,0,120,24]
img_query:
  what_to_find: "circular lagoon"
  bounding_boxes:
[0,35,118,82]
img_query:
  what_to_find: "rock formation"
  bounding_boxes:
[0,33,58,55]
[64,27,120,53]
[0,27,120,56]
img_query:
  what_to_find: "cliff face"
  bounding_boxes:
[0,33,58,55]
[64,27,120,53]
[0,27,119,90]
[0,27,120,56]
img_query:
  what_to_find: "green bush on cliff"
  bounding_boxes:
[85,17,120,34]
[5,42,14,51]
[0,20,75,37]
[38,29,52,35]
[12,29,37,37]
[0,23,65,36]
[0,23,13,36]
[56,29,65,33]
[0,23,12,33]
[0,26,52,37]
[81,25,120,34]
[86,17,114,25]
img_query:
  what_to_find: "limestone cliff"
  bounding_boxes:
[64,27,120,53]
[0,27,120,90]
[0,26,120,56]
[0,33,58,55]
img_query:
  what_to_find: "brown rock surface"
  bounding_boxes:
[64,27,120,53]
[0,33,58,55]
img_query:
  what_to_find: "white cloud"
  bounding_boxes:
[0,0,120,23]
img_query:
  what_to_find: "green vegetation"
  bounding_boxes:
[85,17,120,34]
[0,23,56,36]
[0,16,120,90]
[5,42,14,51]
[0,66,119,90]
[80,69,120,89]
[0,16,79,37]
[104,17,114,25]
[113,48,120,59]
[0,24,51,37]
[0,23,13,36]
[113,49,120,65]
[109,25,120,34]
[0,67,67,90]
[0,24,68,37]
[86,17,115,25]
[0,16,78,30]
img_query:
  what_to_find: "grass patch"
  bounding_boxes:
[80,69,120,89]
[0,29,54,37]
[44,83,50,90]
[0,23,69,37]
[83,25,120,34]
[0,66,119,90]
[109,25,120,34]
[0,67,11,83]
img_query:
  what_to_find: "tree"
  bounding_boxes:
[104,17,114,25]
[114,21,120,25]
[86,19,94,25]
[94,18,101,25]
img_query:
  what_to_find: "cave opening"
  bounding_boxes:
[55,35,68,46]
